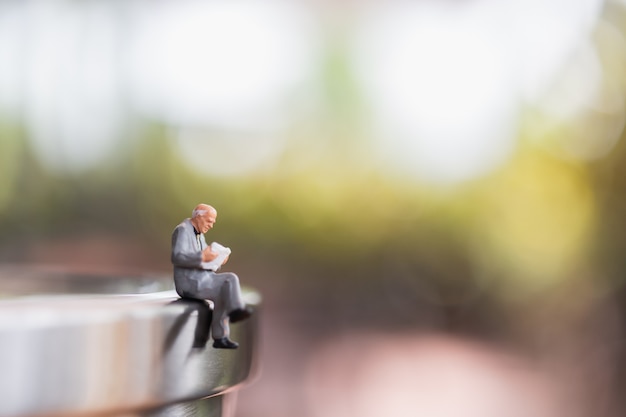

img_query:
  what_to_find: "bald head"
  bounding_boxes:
[191,203,217,233]
[192,203,216,218]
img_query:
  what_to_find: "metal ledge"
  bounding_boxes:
[0,267,261,417]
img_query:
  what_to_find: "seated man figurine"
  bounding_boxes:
[171,203,252,349]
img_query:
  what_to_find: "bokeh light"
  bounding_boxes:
[497,0,603,102]
[127,0,319,129]
[352,2,519,184]
[6,1,124,173]
[305,334,564,417]
[472,151,596,289]
[530,19,626,161]
[172,126,287,177]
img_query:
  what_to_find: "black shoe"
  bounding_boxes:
[213,337,239,349]
[229,307,253,323]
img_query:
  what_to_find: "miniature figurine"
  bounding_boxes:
[171,203,252,349]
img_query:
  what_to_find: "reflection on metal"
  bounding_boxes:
[143,393,238,417]
[0,267,261,417]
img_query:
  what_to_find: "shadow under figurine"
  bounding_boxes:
[171,203,253,349]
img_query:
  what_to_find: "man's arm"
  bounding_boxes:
[171,226,206,268]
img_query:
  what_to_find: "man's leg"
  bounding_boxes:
[197,272,246,348]
[219,272,245,313]
[220,272,253,323]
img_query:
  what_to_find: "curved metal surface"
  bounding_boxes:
[141,392,238,417]
[0,267,261,417]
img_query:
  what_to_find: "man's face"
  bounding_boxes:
[197,211,216,233]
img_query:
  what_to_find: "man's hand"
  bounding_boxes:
[202,247,218,262]
[221,254,230,266]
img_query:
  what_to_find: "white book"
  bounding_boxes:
[201,242,231,271]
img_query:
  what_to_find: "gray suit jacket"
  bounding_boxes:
[171,218,209,297]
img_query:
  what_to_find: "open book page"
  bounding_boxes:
[201,242,232,271]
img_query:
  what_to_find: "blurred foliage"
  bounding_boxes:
[1,1,626,338]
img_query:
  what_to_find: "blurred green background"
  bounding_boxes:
[2,0,626,415]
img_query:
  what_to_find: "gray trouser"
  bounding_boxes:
[177,272,245,339]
